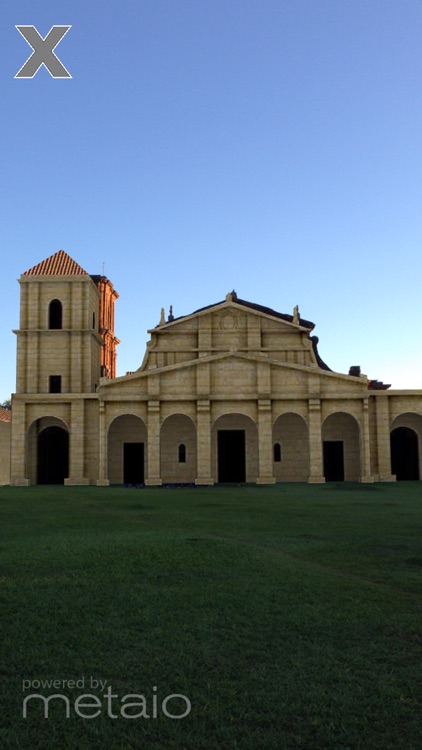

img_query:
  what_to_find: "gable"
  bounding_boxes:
[101,347,367,406]
[139,297,322,372]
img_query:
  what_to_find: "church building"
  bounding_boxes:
[6,250,422,486]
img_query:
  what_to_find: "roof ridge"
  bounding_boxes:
[165,296,315,330]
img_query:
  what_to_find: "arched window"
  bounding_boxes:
[273,443,282,462]
[49,299,62,329]
[178,444,186,463]
[391,427,420,480]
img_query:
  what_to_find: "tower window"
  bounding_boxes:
[49,375,62,393]
[49,299,62,329]
[273,443,282,463]
[93,312,96,330]
[178,444,186,463]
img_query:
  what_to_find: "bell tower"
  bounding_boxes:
[91,274,120,379]
[14,250,104,394]
[11,249,120,486]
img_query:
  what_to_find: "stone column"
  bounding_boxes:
[10,398,30,485]
[375,395,395,481]
[360,398,375,483]
[145,400,162,485]
[70,332,82,393]
[256,399,276,484]
[308,398,325,483]
[195,399,214,485]
[96,401,110,486]
[16,282,28,394]
[15,333,27,394]
[65,399,90,485]
[27,332,39,393]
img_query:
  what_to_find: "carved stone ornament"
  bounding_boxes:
[220,312,237,330]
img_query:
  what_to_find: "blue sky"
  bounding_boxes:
[1,0,422,399]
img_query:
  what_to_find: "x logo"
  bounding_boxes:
[15,25,72,78]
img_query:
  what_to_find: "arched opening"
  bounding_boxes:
[37,425,69,484]
[212,413,258,483]
[160,414,196,483]
[273,413,309,481]
[108,414,147,484]
[390,413,422,481]
[322,412,360,482]
[48,299,63,329]
[391,427,420,480]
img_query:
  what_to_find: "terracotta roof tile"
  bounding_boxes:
[23,250,88,276]
[0,408,11,422]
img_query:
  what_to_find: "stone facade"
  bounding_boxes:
[0,412,11,485]
[7,251,422,486]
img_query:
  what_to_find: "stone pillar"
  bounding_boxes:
[375,396,395,481]
[10,398,30,485]
[198,317,212,357]
[15,333,27,394]
[256,399,276,484]
[96,401,110,486]
[145,400,162,485]
[308,398,325,483]
[16,282,28,394]
[195,399,214,485]
[360,398,375,483]
[65,399,90,485]
[247,315,261,353]
[71,332,82,393]
[27,332,39,393]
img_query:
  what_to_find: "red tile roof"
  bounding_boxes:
[23,250,88,276]
[0,408,11,422]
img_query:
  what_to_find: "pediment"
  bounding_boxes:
[99,349,368,402]
[102,350,363,384]
[138,294,323,374]
[149,299,312,334]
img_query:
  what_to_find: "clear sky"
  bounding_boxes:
[1,0,422,399]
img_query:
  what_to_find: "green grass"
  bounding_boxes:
[0,482,421,749]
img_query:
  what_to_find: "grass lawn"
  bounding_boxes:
[0,482,421,749]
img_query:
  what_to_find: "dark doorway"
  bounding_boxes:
[123,442,144,484]
[391,428,419,480]
[37,426,69,484]
[218,430,246,483]
[323,441,345,482]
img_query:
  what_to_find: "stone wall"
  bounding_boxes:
[0,422,10,485]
